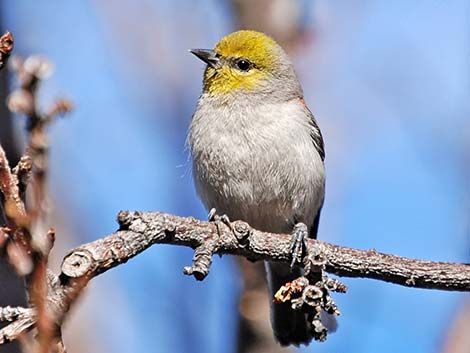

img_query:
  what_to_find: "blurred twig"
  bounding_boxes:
[231,0,313,53]
[0,32,14,69]
[7,55,72,224]
[0,43,73,353]
[0,29,25,353]
[440,298,470,353]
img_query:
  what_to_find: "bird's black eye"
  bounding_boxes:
[236,59,251,72]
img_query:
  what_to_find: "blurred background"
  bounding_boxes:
[0,1,469,352]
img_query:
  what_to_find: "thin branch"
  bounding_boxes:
[66,211,469,291]
[0,144,26,218]
[0,31,13,70]
[0,306,33,322]
[0,315,36,344]
[1,52,73,353]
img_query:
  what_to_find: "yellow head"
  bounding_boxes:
[191,30,301,97]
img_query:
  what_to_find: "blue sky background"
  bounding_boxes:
[1,1,468,353]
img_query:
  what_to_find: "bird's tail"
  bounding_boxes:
[266,262,313,346]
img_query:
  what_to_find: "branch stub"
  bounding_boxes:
[61,249,93,278]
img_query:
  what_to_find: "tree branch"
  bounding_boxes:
[61,211,469,291]
[1,211,469,345]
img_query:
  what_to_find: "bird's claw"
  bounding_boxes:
[208,207,232,231]
[207,208,217,222]
[183,208,231,281]
[290,222,309,269]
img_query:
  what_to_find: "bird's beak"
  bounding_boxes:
[189,49,219,68]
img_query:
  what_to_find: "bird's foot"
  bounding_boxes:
[290,222,309,269]
[207,207,232,231]
[182,208,231,281]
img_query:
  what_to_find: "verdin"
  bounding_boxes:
[188,30,325,346]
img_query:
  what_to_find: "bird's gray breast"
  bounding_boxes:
[188,96,325,234]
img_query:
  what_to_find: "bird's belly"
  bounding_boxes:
[193,133,324,234]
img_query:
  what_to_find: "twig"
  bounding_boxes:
[0,32,13,69]
[121,212,469,291]
[0,145,27,219]
[60,210,470,291]
[0,306,33,322]
[1,52,73,353]
[0,144,32,272]
[12,155,33,198]
[0,314,36,344]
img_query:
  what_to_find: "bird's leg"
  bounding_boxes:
[290,222,309,268]
[208,207,232,232]
[182,208,231,281]
[274,241,347,342]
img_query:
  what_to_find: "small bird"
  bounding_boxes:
[188,30,326,346]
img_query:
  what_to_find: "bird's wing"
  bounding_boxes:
[298,98,325,239]
[299,98,325,161]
